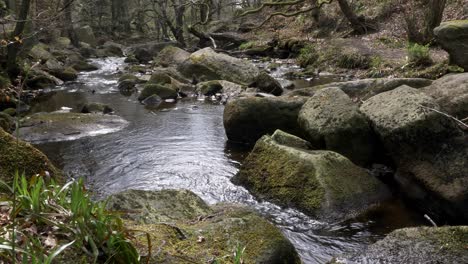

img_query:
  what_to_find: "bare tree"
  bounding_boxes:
[404,0,447,44]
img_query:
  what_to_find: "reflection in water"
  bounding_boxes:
[34,58,424,264]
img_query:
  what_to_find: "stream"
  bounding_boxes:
[32,57,424,263]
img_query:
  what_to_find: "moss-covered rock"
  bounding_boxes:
[250,71,283,96]
[0,128,61,183]
[75,25,97,47]
[334,226,468,263]
[223,96,306,144]
[118,74,139,83]
[154,46,190,67]
[72,61,99,71]
[178,47,260,85]
[50,67,78,81]
[422,73,468,118]
[148,72,172,85]
[298,87,376,166]
[197,80,223,96]
[124,55,139,63]
[138,84,178,101]
[233,133,390,221]
[106,189,300,263]
[360,85,461,157]
[29,44,54,61]
[26,68,64,89]
[434,20,468,71]
[0,112,13,132]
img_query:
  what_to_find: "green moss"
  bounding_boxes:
[138,84,178,101]
[118,73,138,83]
[297,44,319,68]
[198,80,223,96]
[239,41,256,50]
[407,43,433,66]
[337,52,372,69]
[148,72,172,85]
[0,74,11,89]
[0,128,62,183]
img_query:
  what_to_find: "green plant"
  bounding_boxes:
[239,41,255,50]
[0,173,140,263]
[336,52,371,69]
[297,44,319,68]
[407,43,433,66]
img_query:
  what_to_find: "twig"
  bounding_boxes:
[418,104,468,129]
[424,214,437,227]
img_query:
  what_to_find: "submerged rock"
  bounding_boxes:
[107,189,300,263]
[19,112,128,143]
[333,226,468,264]
[141,94,163,107]
[298,87,376,166]
[223,96,306,144]
[81,102,113,114]
[233,132,390,221]
[434,20,468,71]
[0,128,61,182]
[422,73,468,118]
[178,47,260,85]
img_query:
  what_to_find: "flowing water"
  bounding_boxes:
[32,57,424,263]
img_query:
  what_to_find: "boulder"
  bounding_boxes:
[53,37,71,48]
[360,85,461,157]
[81,102,113,114]
[422,73,468,118]
[223,96,306,144]
[0,112,13,132]
[27,68,64,89]
[19,112,128,143]
[148,72,172,85]
[101,41,124,57]
[72,61,99,71]
[197,80,223,96]
[249,72,283,96]
[29,44,54,61]
[141,94,163,107]
[232,132,390,221]
[76,25,97,47]
[138,84,178,101]
[178,47,260,85]
[271,129,312,150]
[434,20,468,71]
[0,128,61,183]
[49,67,78,81]
[298,87,376,166]
[289,78,433,99]
[133,47,152,63]
[106,189,301,263]
[124,55,138,63]
[335,226,468,264]
[154,46,190,67]
[395,135,468,223]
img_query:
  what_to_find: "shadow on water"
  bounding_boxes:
[33,57,426,264]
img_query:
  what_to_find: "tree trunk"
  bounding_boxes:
[405,0,447,44]
[7,0,32,79]
[63,0,79,47]
[336,0,367,34]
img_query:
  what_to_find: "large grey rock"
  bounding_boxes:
[223,96,306,144]
[154,46,190,67]
[422,73,468,118]
[233,132,390,221]
[128,41,180,63]
[289,78,433,99]
[298,87,376,166]
[106,189,301,264]
[76,25,97,47]
[334,226,468,264]
[178,47,260,85]
[395,135,468,223]
[434,20,468,71]
[360,85,460,157]
[250,71,283,96]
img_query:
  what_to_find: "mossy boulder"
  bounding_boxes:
[232,132,390,221]
[154,46,190,67]
[360,86,461,157]
[72,61,99,71]
[75,25,97,47]
[197,80,223,96]
[298,87,376,166]
[334,226,468,263]
[0,128,61,183]
[178,47,260,85]
[49,67,78,81]
[434,20,468,71]
[0,112,13,132]
[422,73,468,118]
[133,47,152,63]
[81,102,113,114]
[124,55,139,63]
[223,96,306,144]
[27,69,64,89]
[106,189,300,263]
[53,37,71,48]
[101,41,124,57]
[138,84,178,101]
[118,74,139,83]
[148,72,172,85]
[395,135,468,223]
[29,44,54,61]
[289,78,433,99]
[249,71,283,96]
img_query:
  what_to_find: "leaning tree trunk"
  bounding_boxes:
[7,0,32,79]
[336,0,368,34]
